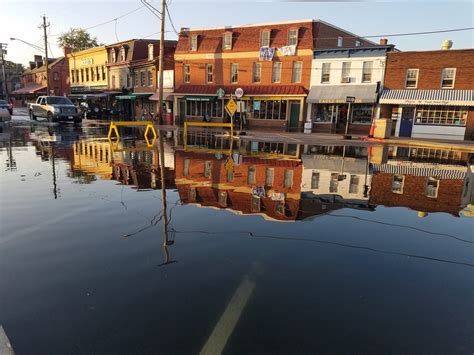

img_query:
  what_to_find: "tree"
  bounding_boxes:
[57,28,102,52]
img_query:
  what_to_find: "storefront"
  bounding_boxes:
[380,89,474,140]
[306,85,378,135]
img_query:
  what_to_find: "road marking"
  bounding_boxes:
[0,325,15,355]
[200,275,256,355]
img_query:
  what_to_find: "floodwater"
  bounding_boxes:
[0,123,473,355]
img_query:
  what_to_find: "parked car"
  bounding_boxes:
[29,96,82,123]
[0,99,13,115]
[0,106,12,122]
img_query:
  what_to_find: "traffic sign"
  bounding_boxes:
[346,96,355,103]
[224,156,234,173]
[235,88,244,98]
[216,88,225,98]
[226,98,237,117]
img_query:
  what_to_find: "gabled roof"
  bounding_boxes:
[23,57,65,74]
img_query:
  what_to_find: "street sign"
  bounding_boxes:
[226,98,237,117]
[216,88,225,98]
[346,96,355,103]
[235,88,244,99]
[224,156,234,173]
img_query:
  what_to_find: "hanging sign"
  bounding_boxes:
[277,45,296,56]
[235,88,244,99]
[216,88,225,98]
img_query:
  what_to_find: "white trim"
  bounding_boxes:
[441,67,456,89]
[405,68,419,89]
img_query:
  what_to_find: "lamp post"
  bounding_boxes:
[0,43,7,101]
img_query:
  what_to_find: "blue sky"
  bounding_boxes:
[1,0,473,65]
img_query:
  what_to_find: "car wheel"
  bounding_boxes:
[47,112,53,122]
[29,110,37,121]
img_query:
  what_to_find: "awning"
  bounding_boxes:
[12,84,47,95]
[372,163,467,179]
[175,85,307,96]
[307,85,378,104]
[149,90,174,101]
[68,93,108,99]
[183,95,217,102]
[115,93,153,100]
[379,89,474,106]
[116,95,135,100]
[302,155,368,174]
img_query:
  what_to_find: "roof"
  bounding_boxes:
[380,89,474,106]
[12,83,46,94]
[175,85,308,96]
[372,163,467,179]
[67,46,106,58]
[24,57,64,74]
[314,45,397,59]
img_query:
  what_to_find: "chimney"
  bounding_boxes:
[379,38,388,46]
[441,40,453,50]
[179,27,190,36]
[64,47,72,56]
[29,61,35,70]
[34,55,42,68]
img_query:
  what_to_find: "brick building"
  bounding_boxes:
[13,48,71,102]
[379,45,474,140]
[173,19,375,131]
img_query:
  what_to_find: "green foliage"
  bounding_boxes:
[57,28,102,52]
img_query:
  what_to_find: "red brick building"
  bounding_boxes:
[379,46,474,140]
[173,19,375,131]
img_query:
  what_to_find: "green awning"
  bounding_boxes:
[116,95,135,100]
[116,93,153,100]
[132,93,153,97]
[183,95,217,102]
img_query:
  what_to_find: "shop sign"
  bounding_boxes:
[216,88,225,98]
[81,58,94,65]
[235,88,244,98]
[253,101,261,110]
[402,99,451,105]
[346,96,356,103]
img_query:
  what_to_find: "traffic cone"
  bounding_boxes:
[368,119,376,138]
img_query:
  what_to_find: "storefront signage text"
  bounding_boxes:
[80,58,94,65]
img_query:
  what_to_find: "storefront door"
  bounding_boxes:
[336,105,347,133]
[400,107,415,137]
[289,103,300,132]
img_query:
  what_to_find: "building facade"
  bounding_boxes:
[68,47,109,97]
[379,46,474,140]
[306,43,396,135]
[173,19,375,131]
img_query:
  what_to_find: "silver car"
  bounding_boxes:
[0,106,12,122]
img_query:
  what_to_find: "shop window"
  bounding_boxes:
[247,166,256,184]
[265,168,274,186]
[248,100,287,120]
[272,62,281,83]
[147,70,153,86]
[321,63,330,83]
[260,31,270,47]
[355,40,361,47]
[337,36,343,47]
[425,177,439,198]
[349,175,359,194]
[405,69,418,88]
[206,64,213,83]
[341,62,351,83]
[362,61,373,83]
[311,171,320,189]
[441,68,456,88]
[186,100,224,118]
[292,61,302,83]
[284,169,293,188]
[391,175,404,194]
[204,161,212,178]
[183,64,190,83]
[223,32,232,50]
[288,29,298,46]
[252,63,261,83]
[312,104,335,123]
[329,173,339,193]
[140,71,145,87]
[230,63,238,83]
[351,104,373,124]
[251,195,260,212]
[218,191,228,207]
[190,35,198,51]
[414,106,467,126]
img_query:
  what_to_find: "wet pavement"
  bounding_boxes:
[0,122,473,355]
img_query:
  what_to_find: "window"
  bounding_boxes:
[190,35,198,51]
[218,191,227,207]
[91,67,95,81]
[223,33,232,50]
[148,44,154,60]
[349,175,359,194]
[321,63,330,83]
[186,100,224,118]
[134,72,139,87]
[140,71,145,87]
[230,63,238,83]
[204,161,212,178]
[288,29,298,46]
[183,64,190,83]
[251,195,261,212]
[96,66,100,81]
[111,49,116,63]
[284,169,293,188]
[311,171,320,189]
[120,47,126,61]
[252,63,261,83]
[341,62,351,83]
[85,68,89,81]
[147,70,153,86]
[102,65,106,81]
[111,75,116,88]
[272,62,281,83]
[337,36,343,47]
[53,71,59,81]
[414,106,468,126]
[391,175,404,194]
[426,177,439,198]
[362,61,373,82]
[260,31,270,47]
[355,40,361,47]
[265,168,274,186]
[248,99,287,120]
[206,64,213,83]
[247,166,256,184]
[70,71,74,83]
[441,68,456,88]
[405,69,419,88]
[292,61,302,83]
[329,173,339,193]
[183,159,190,176]
[351,104,373,124]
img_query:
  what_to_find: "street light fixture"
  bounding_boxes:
[9,38,45,52]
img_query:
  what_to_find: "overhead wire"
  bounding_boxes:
[165,1,179,36]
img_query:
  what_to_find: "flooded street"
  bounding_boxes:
[1,123,473,354]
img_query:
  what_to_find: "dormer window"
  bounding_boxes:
[288,29,298,46]
[120,47,126,61]
[190,35,198,51]
[148,44,154,60]
[260,30,270,47]
[223,32,232,50]
[111,49,117,63]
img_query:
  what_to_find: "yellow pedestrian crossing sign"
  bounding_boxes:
[226,98,237,117]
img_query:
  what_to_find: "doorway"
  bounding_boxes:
[289,102,300,132]
[399,106,415,137]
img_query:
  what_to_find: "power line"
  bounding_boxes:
[165,1,179,36]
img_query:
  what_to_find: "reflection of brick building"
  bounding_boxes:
[175,150,302,221]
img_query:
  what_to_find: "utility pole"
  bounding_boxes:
[157,0,166,125]
[0,43,7,101]
[40,16,50,96]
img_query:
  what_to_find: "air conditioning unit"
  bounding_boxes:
[341,77,351,83]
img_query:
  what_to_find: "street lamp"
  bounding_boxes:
[0,43,7,101]
[9,38,45,52]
